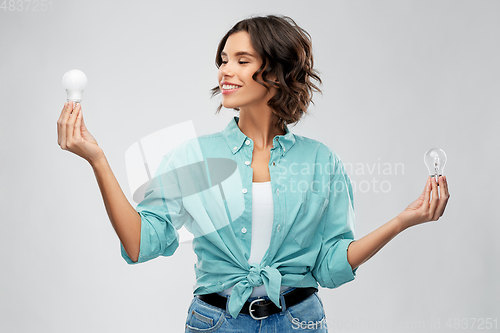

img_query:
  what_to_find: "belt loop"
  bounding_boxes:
[280,292,287,312]
[223,293,231,314]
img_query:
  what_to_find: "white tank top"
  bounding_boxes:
[220,181,290,297]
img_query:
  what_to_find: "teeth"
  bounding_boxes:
[222,85,241,90]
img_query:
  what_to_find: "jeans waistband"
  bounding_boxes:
[216,287,297,302]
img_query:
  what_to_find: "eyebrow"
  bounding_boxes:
[220,51,255,58]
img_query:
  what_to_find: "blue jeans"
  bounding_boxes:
[184,288,328,332]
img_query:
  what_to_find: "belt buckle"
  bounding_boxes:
[249,298,269,320]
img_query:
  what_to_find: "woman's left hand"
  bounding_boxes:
[397,176,450,230]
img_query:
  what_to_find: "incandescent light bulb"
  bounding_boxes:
[62,69,87,103]
[424,148,447,184]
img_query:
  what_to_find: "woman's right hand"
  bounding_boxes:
[396,176,450,230]
[57,101,104,164]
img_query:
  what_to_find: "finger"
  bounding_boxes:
[438,176,450,203]
[428,177,439,219]
[59,102,73,149]
[57,102,68,145]
[74,106,83,139]
[437,176,450,217]
[65,101,74,117]
[434,176,449,218]
[439,176,447,198]
[65,102,80,144]
[423,176,431,208]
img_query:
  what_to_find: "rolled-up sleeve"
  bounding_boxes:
[312,151,358,287]
[121,155,191,265]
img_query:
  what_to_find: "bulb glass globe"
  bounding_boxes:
[424,148,447,183]
[62,69,88,103]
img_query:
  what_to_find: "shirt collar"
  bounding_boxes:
[222,116,295,157]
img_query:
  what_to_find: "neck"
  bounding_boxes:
[237,107,286,150]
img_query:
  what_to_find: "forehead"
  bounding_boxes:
[221,31,257,58]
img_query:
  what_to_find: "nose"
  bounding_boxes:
[219,61,233,78]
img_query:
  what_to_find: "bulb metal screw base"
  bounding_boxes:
[65,89,84,104]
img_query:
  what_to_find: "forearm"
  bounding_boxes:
[347,216,405,270]
[90,155,141,262]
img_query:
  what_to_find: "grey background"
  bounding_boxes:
[1,0,499,332]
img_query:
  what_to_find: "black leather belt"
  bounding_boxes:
[197,287,318,320]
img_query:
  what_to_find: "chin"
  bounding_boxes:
[222,101,240,110]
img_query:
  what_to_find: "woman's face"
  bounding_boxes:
[218,31,276,111]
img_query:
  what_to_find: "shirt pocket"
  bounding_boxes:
[289,191,329,248]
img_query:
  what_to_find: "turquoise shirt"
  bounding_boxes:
[120,116,358,319]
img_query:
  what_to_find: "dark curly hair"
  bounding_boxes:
[210,15,322,131]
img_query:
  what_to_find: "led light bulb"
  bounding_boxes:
[424,148,447,184]
[62,69,87,103]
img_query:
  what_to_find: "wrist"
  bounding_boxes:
[393,214,409,233]
[89,154,107,169]
[394,214,412,232]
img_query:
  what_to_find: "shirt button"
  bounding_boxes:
[241,227,247,234]
[283,147,286,151]
[277,225,281,231]
[245,161,250,165]
[233,146,237,150]
[245,140,250,145]
[242,188,248,194]
[276,188,279,195]
[272,161,276,166]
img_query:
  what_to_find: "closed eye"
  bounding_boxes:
[221,61,249,65]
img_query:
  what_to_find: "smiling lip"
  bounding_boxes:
[221,82,242,95]
[221,87,241,95]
